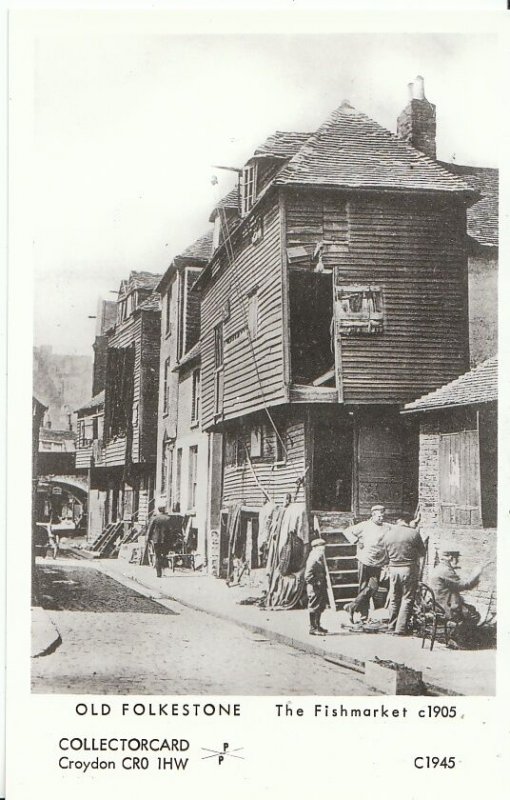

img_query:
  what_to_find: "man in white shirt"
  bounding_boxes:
[343,505,390,625]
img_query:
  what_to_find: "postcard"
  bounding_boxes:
[5,5,509,799]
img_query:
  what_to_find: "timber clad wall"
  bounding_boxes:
[286,190,470,402]
[201,201,287,430]
[104,310,160,467]
[222,414,306,508]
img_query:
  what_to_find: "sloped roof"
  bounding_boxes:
[39,427,77,441]
[179,229,214,261]
[403,356,497,413]
[275,102,477,195]
[209,187,240,222]
[138,292,161,312]
[438,162,498,247]
[254,131,314,159]
[174,340,201,371]
[75,390,105,415]
[119,271,161,297]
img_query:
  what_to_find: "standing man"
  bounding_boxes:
[146,500,173,578]
[304,537,329,636]
[343,505,389,625]
[383,522,426,635]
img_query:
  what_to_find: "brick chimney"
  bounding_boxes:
[397,75,436,160]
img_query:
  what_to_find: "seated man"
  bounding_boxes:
[430,542,484,647]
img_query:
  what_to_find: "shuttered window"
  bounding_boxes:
[439,430,481,526]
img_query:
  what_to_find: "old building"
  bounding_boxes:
[195,81,483,590]
[155,231,222,566]
[75,271,161,540]
[403,356,497,611]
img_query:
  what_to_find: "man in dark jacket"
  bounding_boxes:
[304,538,329,635]
[383,523,426,635]
[146,501,174,578]
[430,543,483,643]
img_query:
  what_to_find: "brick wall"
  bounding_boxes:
[418,418,497,615]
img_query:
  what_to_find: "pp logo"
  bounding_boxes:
[201,743,244,764]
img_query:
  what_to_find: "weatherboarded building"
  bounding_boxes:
[195,81,480,583]
[155,231,222,566]
[75,271,161,540]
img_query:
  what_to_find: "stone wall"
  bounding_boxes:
[418,417,497,615]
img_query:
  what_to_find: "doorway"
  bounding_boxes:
[311,411,353,511]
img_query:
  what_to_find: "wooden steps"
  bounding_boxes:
[313,511,358,611]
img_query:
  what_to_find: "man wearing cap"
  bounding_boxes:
[430,542,483,643]
[304,538,329,635]
[343,505,390,625]
[146,500,174,578]
[383,521,426,635]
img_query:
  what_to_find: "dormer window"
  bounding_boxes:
[240,164,257,216]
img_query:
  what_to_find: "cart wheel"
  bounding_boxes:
[148,541,156,567]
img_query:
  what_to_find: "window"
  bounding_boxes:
[165,286,172,337]
[335,285,384,335]
[161,438,173,496]
[176,448,183,507]
[191,368,201,424]
[240,164,257,216]
[236,434,247,467]
[188,446,198,509]
[163,357,171,415]
[214,322,224,415]
[247,291,259,339]
[274,427,286,465]
[250,425,263,458]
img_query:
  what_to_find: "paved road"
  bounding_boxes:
[32,560,375,695]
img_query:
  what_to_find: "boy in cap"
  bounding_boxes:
[343,504,389,625]
[304,538,329,635]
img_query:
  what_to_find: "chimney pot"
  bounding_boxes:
[407,82,414,102]
[414,75,425,100]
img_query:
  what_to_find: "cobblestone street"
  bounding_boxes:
[32,559,375,695]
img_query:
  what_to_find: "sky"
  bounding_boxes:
[31,30,498,355]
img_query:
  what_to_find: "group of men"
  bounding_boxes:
[305,504,486,643]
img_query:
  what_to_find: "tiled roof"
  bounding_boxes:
[174,340,201,371]
[179,229,214,261]
[138,292,161,312]
[119,271,161,296]
[209,188,239,222]
[254,131,314,159]
[39,427,77,441]
[75,390,105,414]
[275,102,477,195]
[438,162,498,247]
[403,356,497,413]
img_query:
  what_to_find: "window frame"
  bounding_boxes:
[163,357,171,416]
[188,445,198,511]
[191,367,201,425]
[213,322,224,416]
[240,163,257,216]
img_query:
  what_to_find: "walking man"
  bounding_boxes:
[304,538,329,636]
[343,505,389,625]
[146,500,173,578]
[383,521,426,635]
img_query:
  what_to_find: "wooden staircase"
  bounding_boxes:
[313,511,358,611]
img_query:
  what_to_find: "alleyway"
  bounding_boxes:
[32,559,375,695]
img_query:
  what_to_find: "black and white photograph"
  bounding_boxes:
[26,24,499,703]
